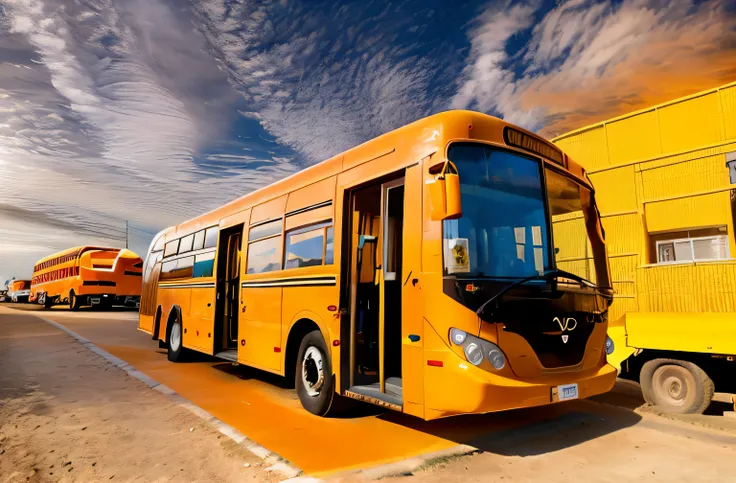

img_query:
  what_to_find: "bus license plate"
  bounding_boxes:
[557,383,578,401]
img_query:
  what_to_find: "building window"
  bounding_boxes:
[656,235,729,263]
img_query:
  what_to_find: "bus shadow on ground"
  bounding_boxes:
[375,400,642,457]
[207,358,643,453]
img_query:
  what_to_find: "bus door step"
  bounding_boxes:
[214,350,238,362]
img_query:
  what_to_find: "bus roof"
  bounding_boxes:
[34,246,123,265]
[167,109,586,237]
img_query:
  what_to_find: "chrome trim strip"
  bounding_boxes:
[158,282,215,289]
[241,276,337,288]
[285,200,333,218]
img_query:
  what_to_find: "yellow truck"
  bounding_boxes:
[552,81,736,414]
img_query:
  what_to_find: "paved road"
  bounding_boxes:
[5,304,736,478]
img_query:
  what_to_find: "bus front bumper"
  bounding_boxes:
[424,356,617,420]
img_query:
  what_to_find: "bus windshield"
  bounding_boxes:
[443,142,602,285]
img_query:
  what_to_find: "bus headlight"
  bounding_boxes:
[605,335,614,355]
[450,327,506,372]
[464,342,483,366]
[450,328,467,345]
[488,348,505,370]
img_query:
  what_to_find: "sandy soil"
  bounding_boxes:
[0,310,279,483]
[3,304,736,483]
[383,400,736,483]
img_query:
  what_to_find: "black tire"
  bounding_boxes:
[69,291,82,311]
[38,292,52,309]
[295,329,335,416]
[640,358,714,414]
[166,310,187,362]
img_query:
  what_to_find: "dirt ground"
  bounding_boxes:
[384,410,736,482]
[2,305,736,483]
[0,310,279,483]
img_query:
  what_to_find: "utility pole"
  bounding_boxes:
[125,220,128,249]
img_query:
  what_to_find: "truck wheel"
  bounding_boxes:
[295,330,334,416]
[640,358,714,414]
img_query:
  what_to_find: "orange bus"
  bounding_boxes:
[30,246,143,309]
[139,111,617,420]
[8,280,31,302]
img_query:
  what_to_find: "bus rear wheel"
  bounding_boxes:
[295,330,334,416]
[640,358,714,414]
[166,311,188,362]
[69,291,82,311]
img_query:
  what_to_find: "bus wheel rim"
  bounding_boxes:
[170,323,181,352]
[302,346,324,397]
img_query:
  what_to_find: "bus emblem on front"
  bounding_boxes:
[553,316,577,332]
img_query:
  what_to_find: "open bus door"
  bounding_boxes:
[342,165,424,415]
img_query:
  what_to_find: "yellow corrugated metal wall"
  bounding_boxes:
[553,82,736,322]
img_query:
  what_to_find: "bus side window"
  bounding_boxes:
[247,237,282,274]
[325,226,334,264]
[179,234,194,253]
[204,227,219,248]
[283,222,334,269]
[193,230,205,250]
[164,240,179,258]
[193,252,215,277]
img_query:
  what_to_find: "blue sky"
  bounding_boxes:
[0,0,734,283]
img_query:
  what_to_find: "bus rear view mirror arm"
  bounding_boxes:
[428,159,462,221]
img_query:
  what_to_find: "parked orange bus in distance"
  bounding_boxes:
[8,280,31,302]
[30,246,143,309]
[140,110,617,420]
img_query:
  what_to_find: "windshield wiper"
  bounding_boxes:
[475,269,596,317]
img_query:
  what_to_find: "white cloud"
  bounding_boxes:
[192,0,455,163]
[453,0,736,135]
[0,0,300,275]
[451,0,539,127]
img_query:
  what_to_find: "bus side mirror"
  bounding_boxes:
[428,160,462,221]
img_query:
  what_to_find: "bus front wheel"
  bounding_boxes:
[640,358,714,414]
[296,330,334,416]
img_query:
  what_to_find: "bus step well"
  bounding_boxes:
[214,349,238,362]
[346,377,403,409]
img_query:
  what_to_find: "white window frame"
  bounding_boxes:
[655,234,730,264]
